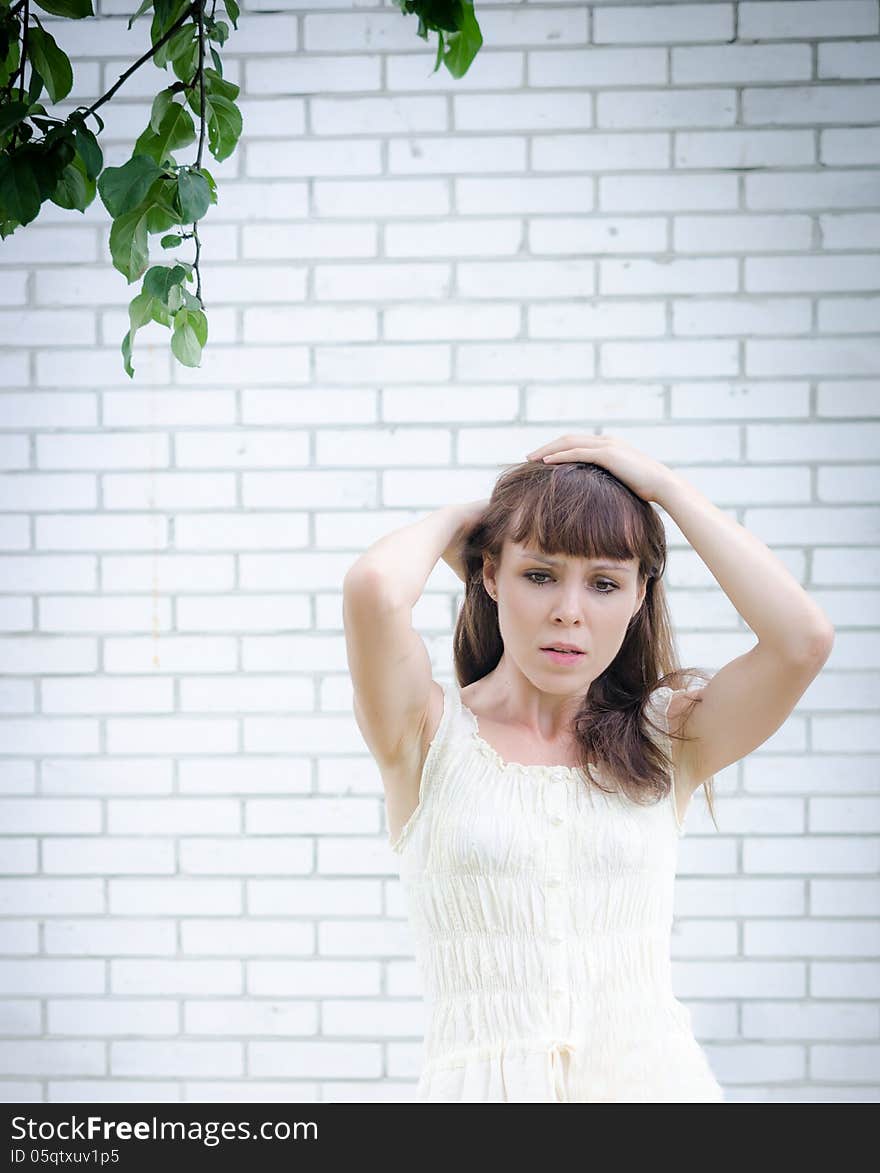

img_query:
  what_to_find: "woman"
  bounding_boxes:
[342,433,834,1103]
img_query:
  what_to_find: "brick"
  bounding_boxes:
[739,2,878,40]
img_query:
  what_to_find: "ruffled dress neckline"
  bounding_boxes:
[457,686,590,781]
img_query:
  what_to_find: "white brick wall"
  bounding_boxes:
[1,0,878,1104]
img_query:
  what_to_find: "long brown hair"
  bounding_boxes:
[453,459,719,830]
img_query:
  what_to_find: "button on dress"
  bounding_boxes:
[389,680,725,1103]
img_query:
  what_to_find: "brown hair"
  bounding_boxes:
[453,459,719,830]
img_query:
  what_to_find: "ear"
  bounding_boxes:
[633,579,647,619]
[482,553,497,601]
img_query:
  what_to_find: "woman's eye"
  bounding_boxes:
[524,572,618,593]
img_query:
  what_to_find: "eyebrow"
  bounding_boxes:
[519,550,634,571]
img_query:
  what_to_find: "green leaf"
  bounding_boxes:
[72,122,102,181]
[10,121,35,145]
[109,205,151,281]
[29,117,62,133]
[208,20,229,47]
[151,300,173,327]
[186,75,239,123]
[27,22,74,103]
[165,23,197,61]
[30,140,69,201]
[129,290,155,333]
[205,94,242,163]
[160,24,198,83]
[142,177,181,234]
[27,64,45,105]
[160,232,183,249]
[121,329,134,379]
[134,102,196,167]
[122,288,155,376]
[181,288,202,312]
[0,31,22,91]
[144,263,182,301]
[438,1,483,79]
[177,167,212,223]
[32,0,94,17]
[0,102,31,138]
[171,38,200,85]
[127,0,155,30]
[197,166,217,202]
[154,0,190,35]
[171,309,202,367]
[98,154,162,218]
[223,0,240,30]
[0,151,42,224]
[49,151,93,212]
[204,68,240,103]
[150,89,174,134]
[152,7,194,66]
[188,308,208,348]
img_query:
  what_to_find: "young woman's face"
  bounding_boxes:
[483,538,646,689]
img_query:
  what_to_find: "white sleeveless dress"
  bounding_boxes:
[389,679,725,1103]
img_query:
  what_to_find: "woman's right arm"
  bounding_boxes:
[346,500,485,611]
[342,501,486,779]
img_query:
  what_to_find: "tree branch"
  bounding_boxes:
[79,2,200,125]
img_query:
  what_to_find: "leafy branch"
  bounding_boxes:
[394,0,483,78]
[0,0,483,378]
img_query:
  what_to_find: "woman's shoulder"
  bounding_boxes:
[385,680,462,854]
[383,679,457,788]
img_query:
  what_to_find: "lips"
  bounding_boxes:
[541,646,585,663]
[541,644,584,653]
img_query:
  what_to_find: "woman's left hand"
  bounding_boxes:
[525,433,676,504]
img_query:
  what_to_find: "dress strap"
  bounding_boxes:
[441,678,463,718]
[646,685,686,836]
[646,685,675,759]
[647,684,715,837]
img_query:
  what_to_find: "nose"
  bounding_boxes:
[551,584,586,626]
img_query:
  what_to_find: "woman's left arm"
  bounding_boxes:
[656,470,834,662]
[652,469,835,790]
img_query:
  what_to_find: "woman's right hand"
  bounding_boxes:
[441,498,490,584]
